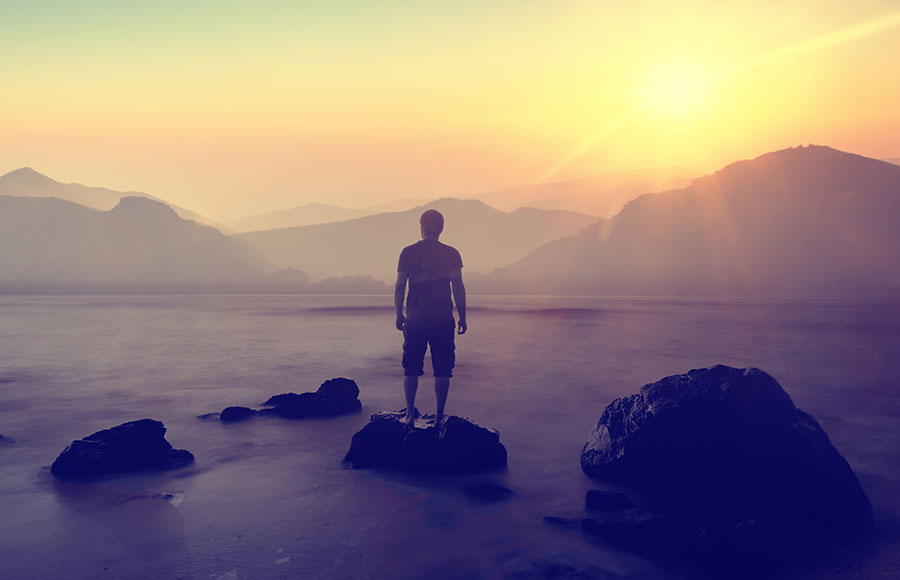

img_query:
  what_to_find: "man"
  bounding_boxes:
[394,209,467,430]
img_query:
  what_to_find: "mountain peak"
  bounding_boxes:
[111,196,180,220]
[689,144,900,193]
[423,197,502,213]
[0,167,58,185]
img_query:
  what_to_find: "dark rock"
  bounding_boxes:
[582,513,700,562]
[220,406,257,423]
[0,433,14,444]
[259,392,322,418]
[342,411,507,474]
[51,419,194,481]
[585,490,634,511]
[257,377,362,419]
[262,392,296,406]
[196,412,220,421]
[581,365,872,536]
[577,365,874,574]
[316,377,362,415]
[462,481,516,504]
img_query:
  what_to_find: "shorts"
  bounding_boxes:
[402,319,456,378]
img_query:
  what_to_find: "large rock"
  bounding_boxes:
[51,419,194,481]
[342,411,507,474]
[580,366,873,549]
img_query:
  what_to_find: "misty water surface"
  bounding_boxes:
[0,295,898,580]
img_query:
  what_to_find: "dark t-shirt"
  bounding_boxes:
[398,240,463,324]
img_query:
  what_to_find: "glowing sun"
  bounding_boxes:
[643,63,713,118]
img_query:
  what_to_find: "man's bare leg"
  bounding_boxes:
[403,375,418,425]
[434,376,450,427]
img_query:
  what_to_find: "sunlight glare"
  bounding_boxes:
[643,63,713,119]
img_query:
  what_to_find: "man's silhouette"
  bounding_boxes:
[395,209,467,429]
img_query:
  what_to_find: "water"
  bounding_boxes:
[0,295,898,580]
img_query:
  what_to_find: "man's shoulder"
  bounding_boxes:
[399,241,424,256]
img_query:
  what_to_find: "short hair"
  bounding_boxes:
[419,209,444,236]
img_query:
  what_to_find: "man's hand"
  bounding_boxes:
[457,319,467,335]
[396,314,406,331]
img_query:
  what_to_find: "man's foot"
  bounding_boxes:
[403,412,416,431]
[433,416,446,439]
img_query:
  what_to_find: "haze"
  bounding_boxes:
[2,1,899,220]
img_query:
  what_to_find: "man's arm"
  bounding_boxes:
[394,271,408,331]
[451,271,467,335]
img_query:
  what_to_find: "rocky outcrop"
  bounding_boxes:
[220,406,257,423]
[209,378,362,422]
[51,419,194,481]
[342,411,507,474]
[576,365,873,573]
[260,377,362,418]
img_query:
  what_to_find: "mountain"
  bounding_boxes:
[476,167,694,218]
[236,198,599,281]
[228,202,366,232]
[0,167,231,233]
[479,146,900,298]
[227,198,430,233]
[0,195,274,292]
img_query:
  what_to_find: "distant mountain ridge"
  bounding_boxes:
[237,198,599,282]
[227,198,429,233]
[476,167,694,217]
[0,167,231,233]
[0,195,273,292]
[478,145,900,298]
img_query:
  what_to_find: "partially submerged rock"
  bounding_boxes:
[342,411,507,474]
[577,365,873,573]
[51,419,194,481]
[220,406,257,423]
[212,378,362,422]
[0,433,14,444]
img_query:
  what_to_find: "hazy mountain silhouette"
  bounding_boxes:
[884,157,900,166]
[0,195,272,292]
[229,203,366,232]
[237,198,598,281]
[480,146,900,298]
[227,198,430,232]
[0,167,231,233]
[476,167,693,218]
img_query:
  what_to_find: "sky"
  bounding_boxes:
[1,0,898,220]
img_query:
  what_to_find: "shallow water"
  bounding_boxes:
[0,295,898,579]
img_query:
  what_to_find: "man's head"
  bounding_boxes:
[420,209,444,239]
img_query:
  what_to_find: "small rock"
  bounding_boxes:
[51,419,194,481]
[0,433,14,444]
[196,413,220,421]
[342,411,507,474]
[222,378,362,421]
[581,513,698,561]
[259,392,321,419]
[585,490,634,511]
[220,406,257,423]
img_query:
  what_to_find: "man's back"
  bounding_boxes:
[398,239,463,325]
